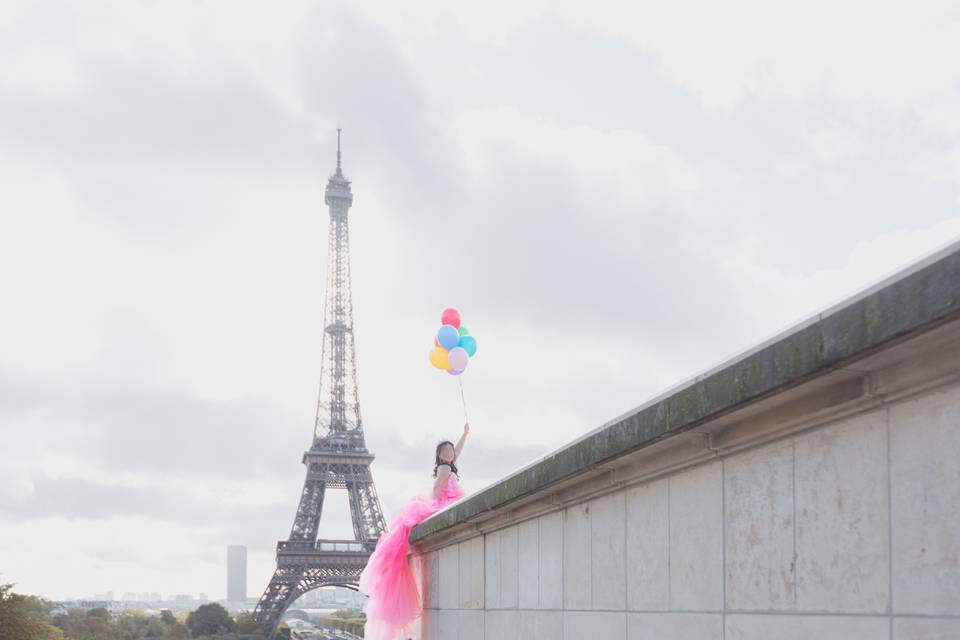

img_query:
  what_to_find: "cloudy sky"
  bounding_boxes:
[2,0,960,602]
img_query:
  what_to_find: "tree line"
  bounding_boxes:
[0,583,294,640]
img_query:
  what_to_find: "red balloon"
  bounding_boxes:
[441,307,461,329]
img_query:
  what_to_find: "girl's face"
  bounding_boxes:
[438,443,455,463]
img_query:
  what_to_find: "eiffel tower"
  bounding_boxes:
[254,131,387,640]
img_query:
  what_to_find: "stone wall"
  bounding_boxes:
[409,242,960,640]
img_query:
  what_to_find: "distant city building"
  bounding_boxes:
[291,585,366,610]
[227,545,247,603]
[59,600,124,615]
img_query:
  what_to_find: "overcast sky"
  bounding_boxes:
[2,0,959,602]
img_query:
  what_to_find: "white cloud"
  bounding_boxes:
[0,161,104,375]
[455,108,702,208]
[708,216,960,354]
[553,0,960,112]
[806,125,864,163]
[909,147,960,185]
[0,42,86,98]
[355,0,960,131]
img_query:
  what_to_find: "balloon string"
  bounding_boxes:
[457,376,469,425]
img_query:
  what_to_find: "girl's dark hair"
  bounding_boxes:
[432,440,458,478]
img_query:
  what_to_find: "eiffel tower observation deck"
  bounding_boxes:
[254,131,387,640]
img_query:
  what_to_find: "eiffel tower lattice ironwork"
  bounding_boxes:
[254,131,387,640]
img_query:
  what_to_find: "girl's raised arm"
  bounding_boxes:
[453,422,469,461]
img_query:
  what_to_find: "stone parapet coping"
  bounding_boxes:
[410,239,960,543]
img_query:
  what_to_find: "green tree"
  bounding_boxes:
[23,594,55,623]
[331,608,359,618]
[52,608,113,640]
[232,612,260,635]
[160,610,177,626]
[162,620,189,640]
[114,610,165,640]
[0,583,63,640]
[185,603,234,637]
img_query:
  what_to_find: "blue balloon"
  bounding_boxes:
[458,335,477,357]
[437,324,460,350]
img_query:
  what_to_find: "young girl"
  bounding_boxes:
[358,422,469,640]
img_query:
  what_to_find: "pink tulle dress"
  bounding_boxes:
[358,470,464,640]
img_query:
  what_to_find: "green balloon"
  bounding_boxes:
[458,326,470,336]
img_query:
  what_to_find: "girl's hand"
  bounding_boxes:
[463,422,470,435]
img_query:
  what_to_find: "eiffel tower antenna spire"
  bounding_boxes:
[254,131,386,640]
[336,127,342,172]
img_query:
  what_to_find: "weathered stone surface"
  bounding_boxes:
[591,491,626,610]
[563,611,627,640]
[518,610,563,639]
[438,544,459,610]
[891,382,960,615]
[459,536,484,609]
[437,610,457,638]
[669,461,724,610]
[459,610,484,640]
[795,409,889,613]
[484,529,500,609]
[627,613,722,640]
[626,478,669,610]
[484,610,517,640]
[518,518,539,609]
[725,614,889,639]
[424,551,440,609]
[538,511,564,609]
[563,502,591,610]
[725,439,796,610]
[499,525,519,609]
[893,617,960,639]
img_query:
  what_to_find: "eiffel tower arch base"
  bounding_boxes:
[254,540,369,639]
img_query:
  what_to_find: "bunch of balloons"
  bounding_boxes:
[429,307,477,376]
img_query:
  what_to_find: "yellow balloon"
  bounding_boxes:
[429,347,450,370]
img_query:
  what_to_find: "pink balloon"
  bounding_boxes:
[447,368,464,376]
[441,307,461,329]
[447,346,469,371]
